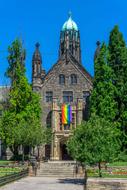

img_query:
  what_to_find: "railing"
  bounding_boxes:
[0,168,29,186]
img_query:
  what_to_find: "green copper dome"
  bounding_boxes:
[62,12,78,31]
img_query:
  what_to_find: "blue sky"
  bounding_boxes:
[0,0,127,85]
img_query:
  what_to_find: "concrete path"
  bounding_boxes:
[1,177,127,190]
[0,177,83,190]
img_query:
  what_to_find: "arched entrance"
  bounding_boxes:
[45,144,51,160]
[60,143,72,160]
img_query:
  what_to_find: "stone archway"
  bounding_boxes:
[60,144,70,160]
[60,138,72,160]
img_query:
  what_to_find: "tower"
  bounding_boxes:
[59,12,81,63]
[30,13,92,161]
[32,42,45,91]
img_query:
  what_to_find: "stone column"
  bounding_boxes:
[50,135,60,160]
[52,97,58,132]
[50,134,55,160]
[77,98,83,125]
[50,98,60,160]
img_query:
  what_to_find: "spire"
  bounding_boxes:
[32,42,46,90]
[32,42,42,62]
[94,41,101,61]
[32,42,42,81]
[35,42,40,49]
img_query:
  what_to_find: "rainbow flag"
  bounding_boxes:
[62,104,72,124]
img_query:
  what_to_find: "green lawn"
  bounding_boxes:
[87,166,127,178]
[0,160,14,166]
[0,167,23,177]
[0,160,27,177]
[108,162,127,167]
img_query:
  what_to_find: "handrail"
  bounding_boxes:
[0,168,29,186]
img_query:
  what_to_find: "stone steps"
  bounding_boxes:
[36,161,75,177]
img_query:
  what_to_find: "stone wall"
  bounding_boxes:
[40,58,92,126]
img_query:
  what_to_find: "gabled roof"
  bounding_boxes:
[68,53,93,83]
[42,52,93,86]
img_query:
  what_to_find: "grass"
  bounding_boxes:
[0,160,27,177]
[108,162,127,167]
[0,161,14,166]
[87,167,127,178]
[0,167,23,177]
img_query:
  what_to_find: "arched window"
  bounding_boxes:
[59,74,65,85]
[83,91,90,121]
[46,91,53,102]
[46,111,52,128]
[71,74,77,84]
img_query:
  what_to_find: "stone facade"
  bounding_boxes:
[32,14,93,160]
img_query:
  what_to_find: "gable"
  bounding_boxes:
[42,55,93,88]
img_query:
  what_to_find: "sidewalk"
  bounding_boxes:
[0,177,83,190]
[1,177,127,190]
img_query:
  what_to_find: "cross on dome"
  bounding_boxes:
[68,11,72,19]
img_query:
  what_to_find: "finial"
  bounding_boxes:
[68,11,72,19]
[96,41,101,47]
[94,41,101,61]
[35,42,40,49]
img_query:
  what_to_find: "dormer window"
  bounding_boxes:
[71,74,77,84]
[59,74,65,85]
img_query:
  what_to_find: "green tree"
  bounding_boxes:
[1,39,50,159]
[5,39,26,84]
[90,43,117,121]
[108,25,127,147]
[67,115,120,190]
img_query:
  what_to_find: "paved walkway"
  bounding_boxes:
[1,177,127,190]
[0,177,83,190]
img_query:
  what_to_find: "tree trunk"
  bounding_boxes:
[32,147,35,155]
[14,145,19,157]
[83,165,88,190]
[98,162,102,177]
[10,144,19,159]
[22,146,24,163]
[37,146,40,158]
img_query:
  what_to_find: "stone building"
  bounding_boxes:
[32,13,92,160]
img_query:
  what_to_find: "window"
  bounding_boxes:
[63,91,73,103]
[59,113,75,131]
[71,74,77,84]
[83,91,90,102]
[59,74,65,85]
[59,113,62,131]
[72,113,75,128]
[46,91,53,102]
[38,64,41,74]
[83,91,90,121]
[64,124,70,130]
[46,111,52,128]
